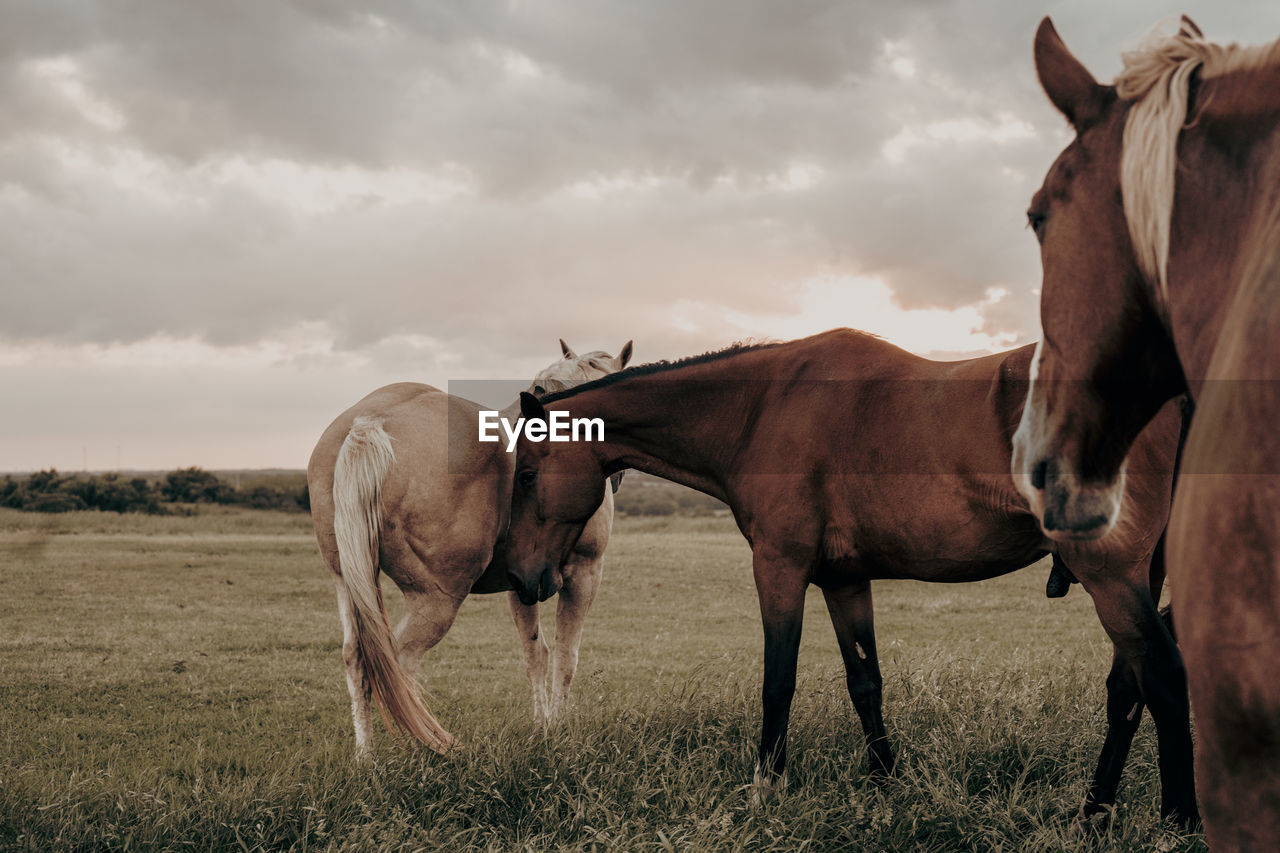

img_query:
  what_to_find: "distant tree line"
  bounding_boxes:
[0,467,310,515]
[2,465,722,518]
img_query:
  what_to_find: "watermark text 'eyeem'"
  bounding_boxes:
[478,411,604,452]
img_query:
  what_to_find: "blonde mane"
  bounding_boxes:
[1117,17,1280,294]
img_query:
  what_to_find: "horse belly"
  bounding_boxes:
[862,528,1045,581]
[825,477,1046,582]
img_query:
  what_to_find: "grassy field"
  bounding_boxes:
[0,506,1203,852]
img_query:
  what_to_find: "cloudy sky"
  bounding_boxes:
[3,1,1277,471]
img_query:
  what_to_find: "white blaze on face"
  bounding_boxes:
[1011,339,1045,512]
[1009,338,1130,541]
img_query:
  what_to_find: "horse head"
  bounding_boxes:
[504,392,610,605]
[1012,18,1186,540]
[528,340,634,396]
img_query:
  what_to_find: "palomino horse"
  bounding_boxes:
[308,340,633,754]
[503,329,1194,824]
[1012,17,1280,849]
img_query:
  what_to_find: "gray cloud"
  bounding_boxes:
[3,0,1280,467]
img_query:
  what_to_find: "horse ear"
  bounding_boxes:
[616,340,634,370]
[1034,17,1107,129]
[520,391,547,423]
[559,339,577,359]
[1179,15,1203,40]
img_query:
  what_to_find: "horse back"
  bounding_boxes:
[725,336,1045,577]
[808,337,1035,480]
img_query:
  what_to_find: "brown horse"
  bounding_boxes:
[502,329,1194,823]
[308,340,632,754]
[1011,16,1280,848]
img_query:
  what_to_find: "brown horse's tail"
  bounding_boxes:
[332,416,454,753]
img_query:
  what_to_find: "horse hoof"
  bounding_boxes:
[1071,804,1115,835]
[750,767,788,806]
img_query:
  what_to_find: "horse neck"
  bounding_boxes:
[555,365,761,503]
[1167,72,1280,382]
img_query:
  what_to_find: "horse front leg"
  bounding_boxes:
[1081,650,1145,823]
[1079,550,1173,823]
[822,581,893,779]
[549,551,603,720]
[1076,572,1198,827]
[751,548,809,803]
[507,592,550,724]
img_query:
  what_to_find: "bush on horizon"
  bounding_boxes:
[0,467,308,515]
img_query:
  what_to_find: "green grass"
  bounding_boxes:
[0,507,1203,851]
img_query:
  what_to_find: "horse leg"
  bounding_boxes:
[1079,534,1176,819]
[821,581,894,779]
[333,577,374,757]
[507,592,550,724]
[1079,650,1144,822]
[1079,575,1198,827]
[394,587,465,682]
[751,549,809,802]
[548,551,603,720]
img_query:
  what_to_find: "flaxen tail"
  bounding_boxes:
[333,416,454,752]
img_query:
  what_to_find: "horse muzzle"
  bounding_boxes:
[1031,457,1120,541]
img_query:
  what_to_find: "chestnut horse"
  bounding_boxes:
[308,340,632,754]
[1011,17,1280,849]
[503,329,1194,823]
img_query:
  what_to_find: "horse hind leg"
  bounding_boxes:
[508,592,550,724]
[392,587,465,698]
[334,579,375,757]
[548,552,604,720]
[822,581,894,780]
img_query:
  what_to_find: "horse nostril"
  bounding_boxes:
[1031,458,1051,491]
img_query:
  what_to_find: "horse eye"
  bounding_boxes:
[1027,210,1046,234]
[518,469,537,488]
[533,385,546,396]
